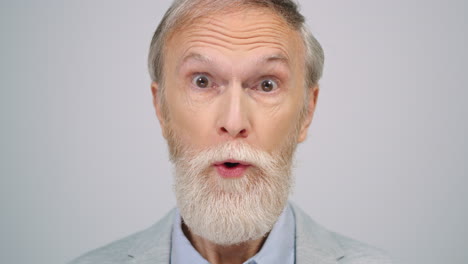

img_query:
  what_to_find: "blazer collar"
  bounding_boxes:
[291,202,345,264]
[126,203,345,264]
[126,208,175,264]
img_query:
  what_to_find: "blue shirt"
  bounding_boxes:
[170,204,295,264]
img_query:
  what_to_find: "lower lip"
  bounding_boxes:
[214,164,250,178]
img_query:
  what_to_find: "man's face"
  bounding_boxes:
[152,7,318,245]
[156,7,316,152]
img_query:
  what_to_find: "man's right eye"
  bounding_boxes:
[192,74,210,88]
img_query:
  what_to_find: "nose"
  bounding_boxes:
[216,85,250,139]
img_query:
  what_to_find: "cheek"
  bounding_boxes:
[253,106,301,152]
[165,89,216,148]
[254,85,305,151]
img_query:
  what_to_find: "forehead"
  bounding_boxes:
[165,7,304,70]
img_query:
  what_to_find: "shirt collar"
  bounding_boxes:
[170,204,295,264]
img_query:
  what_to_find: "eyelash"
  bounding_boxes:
[189,73,281,92]
[251,77,280,94]
[191,73,215,89]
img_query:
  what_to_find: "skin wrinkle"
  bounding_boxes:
[173,28,301,96]
[190,8,293,33]
[176,52,290,79]
[177,60,288,116]
[186,29,291,44]
[175,51,296,106]
[178,53,291,91]
[179,53,290,70]
[165,50,304,151]
[179,34,291,55]
[176,13,295,55]
[246,44,284,52]
[148,1,323,99]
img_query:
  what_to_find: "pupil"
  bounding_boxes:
[197,77,208,88]
[262,80,273,92]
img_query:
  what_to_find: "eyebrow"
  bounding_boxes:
[179,52,290,69]
[183,53,211,63]
[257,54,290,67]
[178,53,212,70]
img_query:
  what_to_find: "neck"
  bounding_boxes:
[182,222,268,264]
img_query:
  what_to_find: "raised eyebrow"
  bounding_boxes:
[257,54,290,67]
[177,52,212,71]
[177,52,290,73]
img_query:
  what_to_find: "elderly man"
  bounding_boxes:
[71,0,393,263]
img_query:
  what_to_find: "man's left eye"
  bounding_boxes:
[259,79,278,92]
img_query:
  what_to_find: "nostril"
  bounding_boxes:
[218,126,248,138]
[239,129,247,136]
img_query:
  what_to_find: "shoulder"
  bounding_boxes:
[68,229,146,264]
[332,232,394,264]
[68,208,176,264]
[290,203,395,264]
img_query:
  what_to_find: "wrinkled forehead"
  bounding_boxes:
[164,6,305,74]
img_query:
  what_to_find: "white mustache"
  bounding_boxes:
[177,141,279,175]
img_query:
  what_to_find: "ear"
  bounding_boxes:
[297,85,319,143]
[151,82,167,138]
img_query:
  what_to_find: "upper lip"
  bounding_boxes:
[213,159,252,166]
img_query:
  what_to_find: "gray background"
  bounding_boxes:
[1,0,467,263]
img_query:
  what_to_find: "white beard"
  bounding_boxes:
[171,140,296,245]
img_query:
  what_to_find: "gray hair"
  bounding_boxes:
[148,0,324,103]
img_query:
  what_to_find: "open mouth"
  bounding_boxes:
[214,160,251,178]
[224,162,241,168]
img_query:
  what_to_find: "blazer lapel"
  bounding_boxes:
[124,204,345,264]
[291,203,345,264]
[127,209,175,264]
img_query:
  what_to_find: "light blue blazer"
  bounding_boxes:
[70,203,393,264]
